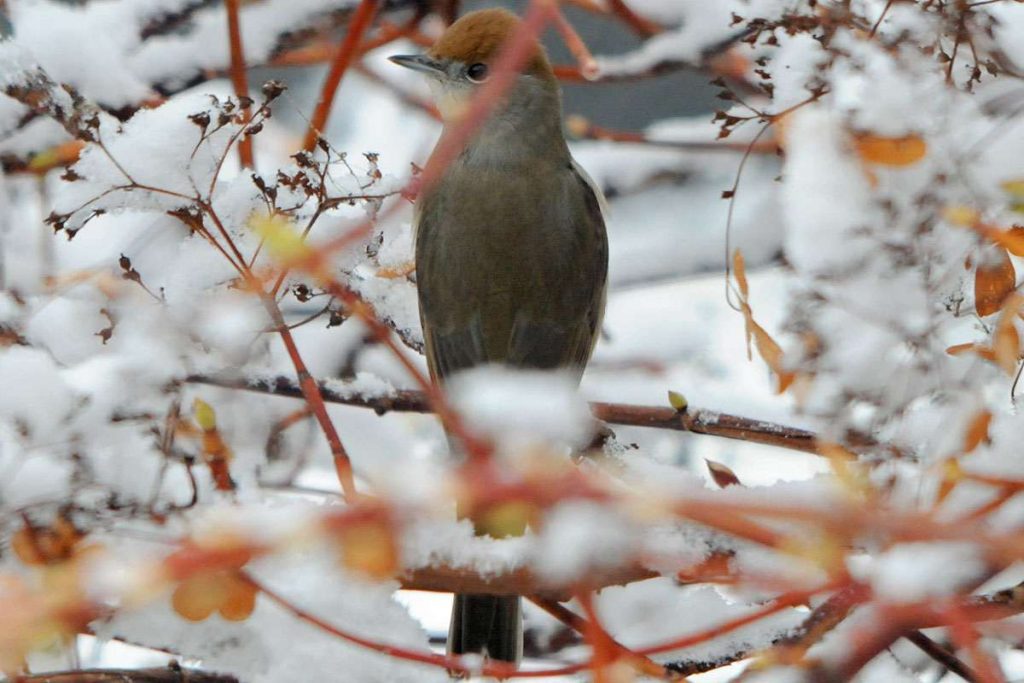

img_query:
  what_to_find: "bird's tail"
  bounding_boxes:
[448,593,522,665]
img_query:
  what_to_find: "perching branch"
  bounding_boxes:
[186,373,822,455]
[400,561,658,600]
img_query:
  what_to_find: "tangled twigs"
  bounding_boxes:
[776,584,868,658]
[529,596,670,677]
[186,372,822,455]
[2,67,101,142]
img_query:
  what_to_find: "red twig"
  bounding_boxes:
[636,589,814,656]
[303,0,381,151]
[319,281,492,462]
[944,603,1006,683]
[245,571,576,678]
[529,597,668,677]
[263,298,358,499]
[606,0,661,37]
[549,3,599,79]
[576,591,618,682]
[224,0,253,169]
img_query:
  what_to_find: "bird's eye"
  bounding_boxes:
[466,62,489,83]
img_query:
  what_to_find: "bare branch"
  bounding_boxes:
[186,373,822,455]
[401,562,658,600]
[16,665,239,683]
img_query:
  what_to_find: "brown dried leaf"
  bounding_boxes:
[733,249,749,298]
[975,249,1016,317]
[993,316,1021,376]
[750,318,795,393]
[740,302,754,361]
[705,459,742,488]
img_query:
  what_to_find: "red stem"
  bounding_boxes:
[225,0,254,168]
[264,297,358,499]
[303,0,381,151]
[549,3,598,79]
[944,603,1006,683]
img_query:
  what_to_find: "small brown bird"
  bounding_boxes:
[390,9,608,665]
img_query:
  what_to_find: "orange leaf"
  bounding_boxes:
[219,576,258,621]
[27,140,85,173]
[854,133,928,166]
[705,459,741,488]
[946,343,997,362]
[750,318,795,393]
[11,516,83,566]
[818,442,870,496]
[975,249,1016,317]
[963,411,992,453]
[339,520,399,579]
[172,572,233,622]
[937,458,962,505]
[377,262,415,279]
[997,226,1024,257]
[993,316,1021,376]
[740,302,754,361]
[733,249,748,298]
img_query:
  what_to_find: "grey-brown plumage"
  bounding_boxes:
[417,158,607,382]
[391,7,608,666]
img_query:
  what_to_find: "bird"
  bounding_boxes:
[390,8,608,666]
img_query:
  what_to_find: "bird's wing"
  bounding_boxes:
[416,161,608,381]
[570,157,610,222]
[506,162,607,374]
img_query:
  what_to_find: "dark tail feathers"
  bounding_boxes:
[448,593,522,664]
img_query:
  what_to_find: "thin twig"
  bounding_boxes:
[605,0,661,37]
[225,0,254,168]
[303,0,381,150]
[905,630,979,682]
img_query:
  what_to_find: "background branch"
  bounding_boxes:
[15,666,239,683]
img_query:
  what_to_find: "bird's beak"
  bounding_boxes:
[388,54,446,76]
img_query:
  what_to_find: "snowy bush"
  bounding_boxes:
[1,0,1024,681]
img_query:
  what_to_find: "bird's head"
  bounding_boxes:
[389,9,557,124]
